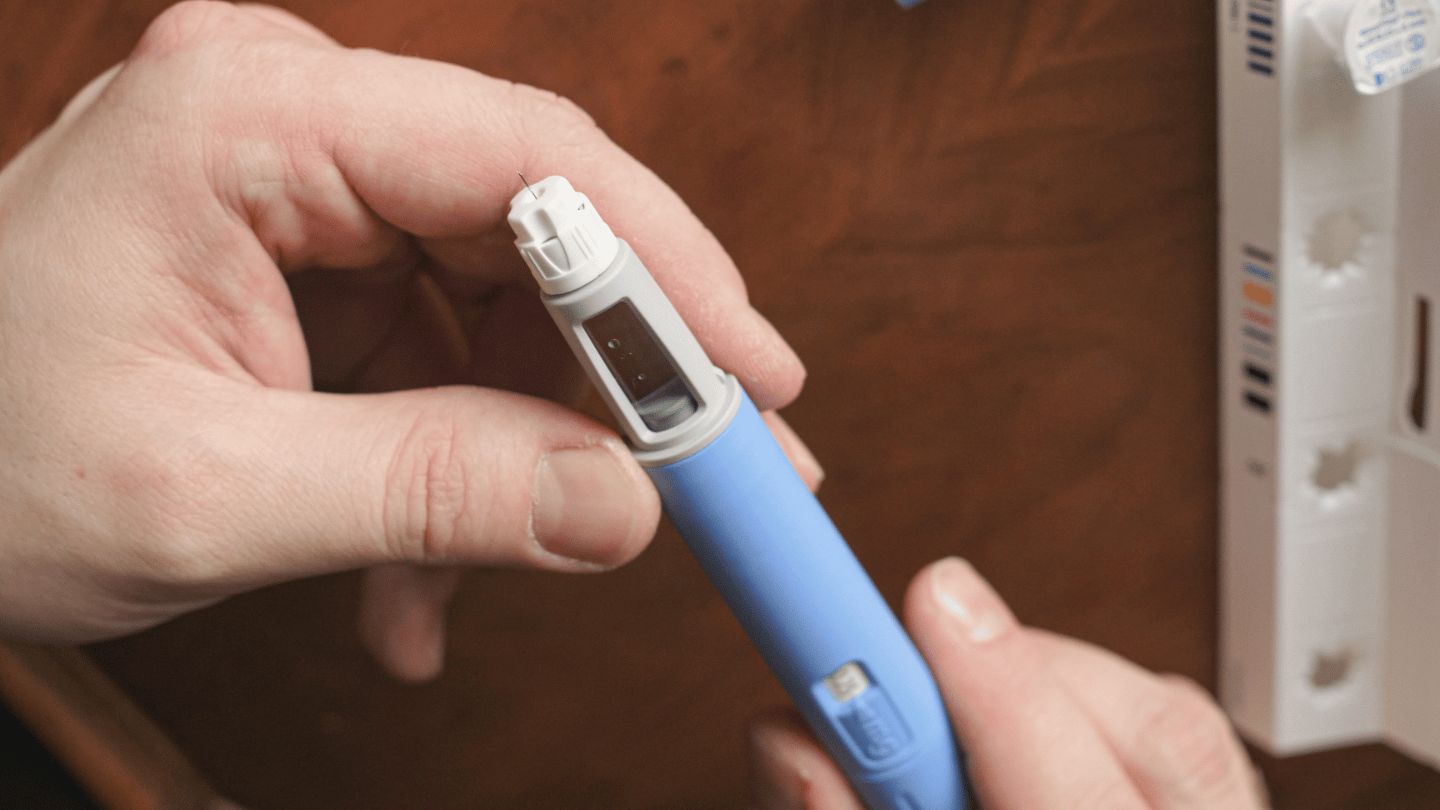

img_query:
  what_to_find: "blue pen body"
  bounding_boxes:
[508,176,966,810]
[648,394,965,810]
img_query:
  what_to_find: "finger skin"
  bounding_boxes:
[54,63,124,129]
[902,558,1148,810]
[145,376,658,579]
[233,3,340,45]
[747,708,867,810]
[762,410,824,492]
[1029,631,1268,810]
[358,564,461,683]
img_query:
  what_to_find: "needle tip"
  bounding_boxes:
[517,171,538,201]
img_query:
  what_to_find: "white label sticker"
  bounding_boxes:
[1344,0,1440,94]
[822,662,871,703]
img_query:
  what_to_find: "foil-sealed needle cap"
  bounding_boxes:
[508,175,619,295]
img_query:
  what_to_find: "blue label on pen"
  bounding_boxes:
[839,693,906,760]
[816,676,914,766]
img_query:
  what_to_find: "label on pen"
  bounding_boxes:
[823,662,871,703]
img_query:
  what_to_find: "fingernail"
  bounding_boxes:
[930,557,1011,644]
[747,722,810,810]
[532,440,639,566]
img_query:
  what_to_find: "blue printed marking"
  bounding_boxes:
[1243,263,1273,282]
[1248,13,1273,26]
[1248,61,1275,75]
[1248,29,1274,43]
[1243,326,1273,345]
[1367,42,1405,68]
[1248,45,1274,59]
[840,704,899,760]
[1410,33,1427,52]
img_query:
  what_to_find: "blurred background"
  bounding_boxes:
[3,0,1440,807]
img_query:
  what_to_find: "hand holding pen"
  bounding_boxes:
[0,1,813,667]
[750,558,1269,810]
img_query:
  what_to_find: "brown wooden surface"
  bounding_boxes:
[0,639,227,810]
[5,0,1440,808]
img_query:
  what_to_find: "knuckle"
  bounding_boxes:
[543,93,597,129]
[506,82,603,154]
[509,82,598,129]
[1142,676,1247,801]
[382,410,483,563]
[132,1,244,61]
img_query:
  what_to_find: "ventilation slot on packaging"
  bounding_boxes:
[1310,649,1353,691]
[1312,443,1359,493]
[1310,211,1365,274]
[1410,296,1430,431]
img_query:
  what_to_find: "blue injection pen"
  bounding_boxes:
[508,176,966,810]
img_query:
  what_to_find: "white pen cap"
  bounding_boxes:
[507,175,620,295]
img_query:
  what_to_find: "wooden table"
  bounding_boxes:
[4,1,1440,807]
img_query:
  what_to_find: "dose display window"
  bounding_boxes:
[583,301,698,432]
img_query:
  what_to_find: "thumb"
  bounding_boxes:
[129,377,660,596]
[901,559,1147,810]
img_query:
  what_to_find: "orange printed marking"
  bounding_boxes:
[1244,308,1273,328]
[1243,281,1273,308]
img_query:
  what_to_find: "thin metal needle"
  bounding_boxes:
[518,171,538,200]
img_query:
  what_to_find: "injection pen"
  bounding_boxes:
[507,176,967,810]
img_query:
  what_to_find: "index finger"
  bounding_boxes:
[124,3,804,410]
[321,48,806,409]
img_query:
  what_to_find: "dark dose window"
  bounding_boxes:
[583,301,698,432]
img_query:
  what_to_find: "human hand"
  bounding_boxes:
[748,558,1268,810]
[0,2,817,680]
